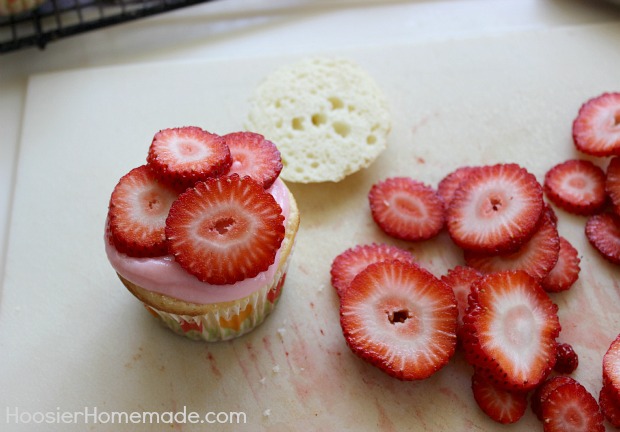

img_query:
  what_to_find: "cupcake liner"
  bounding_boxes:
[143,260,290,342]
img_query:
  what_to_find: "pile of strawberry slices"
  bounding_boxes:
[107,127,286,285]
[331,92,620,429]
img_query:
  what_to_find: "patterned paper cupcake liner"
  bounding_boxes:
[144,267,288,342]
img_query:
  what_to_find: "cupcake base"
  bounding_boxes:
[119,265,288,342]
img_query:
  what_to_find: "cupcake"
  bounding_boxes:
[105,127,300,341]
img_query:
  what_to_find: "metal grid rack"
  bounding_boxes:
[1,0,216,53]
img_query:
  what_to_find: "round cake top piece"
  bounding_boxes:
[246,57,391,183]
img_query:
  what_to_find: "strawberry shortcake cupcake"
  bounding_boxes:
[105,127,299,341]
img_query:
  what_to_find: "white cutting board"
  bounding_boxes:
[2,23,620,431]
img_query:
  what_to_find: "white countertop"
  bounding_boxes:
[2,0,620,290]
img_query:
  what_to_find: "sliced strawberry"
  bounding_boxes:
[147,126,232,189]
[446,163,544,254]
[603,334,620,402]
[339,260,457,381]
[222,131,283,189]
[464,208,559,280]
[368,177,445,241]
[532,376,577,421]
[107,165,178,257]
[554,342,579,374]
[330,243,416,297]
[543,159,607,216]
[541,380,605,432]
[440,266,482,340]
[572,92,620,157]
[462,270,560,391]
[541,236,581,293]
[437,166,478,207]
[585,212,620,265]
[600,382,620,428]
[165,174,285,285]
[545,202,559,226]
[606,156,620,216]
[471,373,528,424]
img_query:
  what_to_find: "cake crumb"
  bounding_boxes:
[318,284,325,293]
[263,409,271,417]
[259,377,266,385]
[272,365,280,373]
[277,328,286,338]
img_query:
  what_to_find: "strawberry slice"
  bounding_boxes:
[165,174,285,285]
[330,243,416,297]
[545,202,559,226]
[339,260,457,381]
[600,382,620,428]
[553,342,579,374]
[147,126,232,189]
[437,166,478,206]
[368,177,445,241]
[446,163,544,254]
[572,92,620,157]
[603,334,620,402]
[541,236,581,293]
[606,156,620,216]
[471,373,528,424]
[585,212,620,265]
[464,208,560,280]
[223,131,283,189]
[540,380,605,432]
[440,266,482,340]
[543,159,606,215]
[461,270,561,391]
[532,376,576,421]
[107,165,178,257]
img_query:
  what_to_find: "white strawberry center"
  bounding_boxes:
[594,105,620,144]
[172,137,212,163]
[394,196,424,219]
[141,190,170,216]
[504,305,534,348]
[387,308,412,325]
[563,173,597,202]
[209,217,235,234]
[567,176,586,189]
[196,212,248,244]
[477,190,509,218]
[133,186,176,231]
[483,287,548,379]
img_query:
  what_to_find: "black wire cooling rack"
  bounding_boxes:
[0,0,217,53]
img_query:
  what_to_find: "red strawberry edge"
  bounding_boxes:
[330,243,416,297]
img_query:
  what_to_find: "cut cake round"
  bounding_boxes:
[246,57,391,183]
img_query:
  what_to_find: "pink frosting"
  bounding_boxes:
[105,179,291,304]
